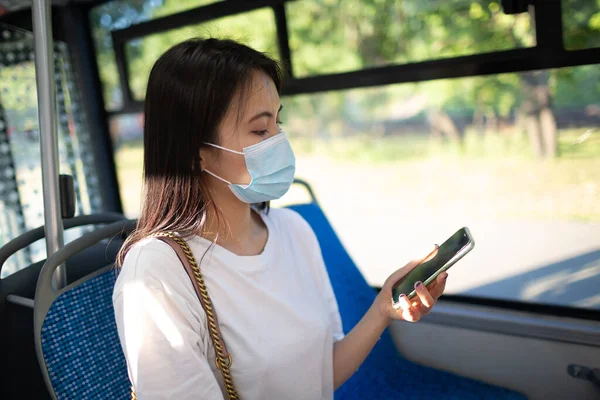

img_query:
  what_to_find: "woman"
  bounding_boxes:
[113,38,448,400]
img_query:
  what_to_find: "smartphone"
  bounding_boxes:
[391,227,475,309]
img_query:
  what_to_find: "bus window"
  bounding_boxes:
[109,112,144,218]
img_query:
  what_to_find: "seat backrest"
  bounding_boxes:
[34,220,135,400]
[0,213,128,399]
[40,268,130,400]
[0,237,127,400]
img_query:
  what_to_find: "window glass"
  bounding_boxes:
[272,65,600,310]
[90,0,221,110]
[125,8,279,101]
[562,0,600,50]
[109,113,144,219]
[150,0,223,18]
[286,0,535,77]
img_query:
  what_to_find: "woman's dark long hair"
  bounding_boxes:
[117,38,283,266]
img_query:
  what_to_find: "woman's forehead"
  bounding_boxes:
[220,71,280,132]
[242,72,280,115]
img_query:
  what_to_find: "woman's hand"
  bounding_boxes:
[374,245,448,324]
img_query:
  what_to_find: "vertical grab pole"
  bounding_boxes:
[32,0,66,290]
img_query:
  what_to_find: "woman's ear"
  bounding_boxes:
[199,151,206,172]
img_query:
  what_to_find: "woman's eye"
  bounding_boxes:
[253,121,283,135]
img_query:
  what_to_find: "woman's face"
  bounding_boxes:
[202,70,282,186]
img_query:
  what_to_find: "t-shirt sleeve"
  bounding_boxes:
[113,243,225,400]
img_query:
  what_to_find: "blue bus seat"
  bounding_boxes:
[39,268,130,400]
[34,220,135,400]
[286,202,527,400]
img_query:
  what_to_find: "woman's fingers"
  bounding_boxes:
[411,273,449,314]
[429,272,448,299]
[397,294,421,322]
[414,281,435,309]
[397,294,412,310]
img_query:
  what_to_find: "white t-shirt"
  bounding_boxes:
[113,208,345,400]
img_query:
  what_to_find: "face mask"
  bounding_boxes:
[203,131,296,204]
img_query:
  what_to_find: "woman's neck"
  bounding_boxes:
[203,187,267,256]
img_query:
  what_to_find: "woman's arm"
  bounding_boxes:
[332,297,389,389]
[332,251,447,390]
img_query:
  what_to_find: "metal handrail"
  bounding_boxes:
[292,178,319,204]
[0,212,127,273]
[32,0,65,289]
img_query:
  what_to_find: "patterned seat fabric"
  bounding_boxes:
[287,203,527,400]
[40,269,131,400]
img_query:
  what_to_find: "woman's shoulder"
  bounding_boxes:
[121,237,180,272]
[112,236,208,338]
[113,237,192,299]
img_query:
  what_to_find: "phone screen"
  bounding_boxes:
[392,228,472,304]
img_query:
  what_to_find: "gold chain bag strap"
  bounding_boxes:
[131,232,239,400]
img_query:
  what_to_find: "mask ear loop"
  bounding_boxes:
[202,143,249,187]
[203,168,233,185]
[204,142,244,155]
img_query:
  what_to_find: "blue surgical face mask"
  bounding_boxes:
[203,131,296,204]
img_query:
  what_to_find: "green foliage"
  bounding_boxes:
[286,0,534,78]
[553,65,600,108]
[562,0,600,50]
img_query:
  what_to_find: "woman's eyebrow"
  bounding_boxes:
[248,105,283,123]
